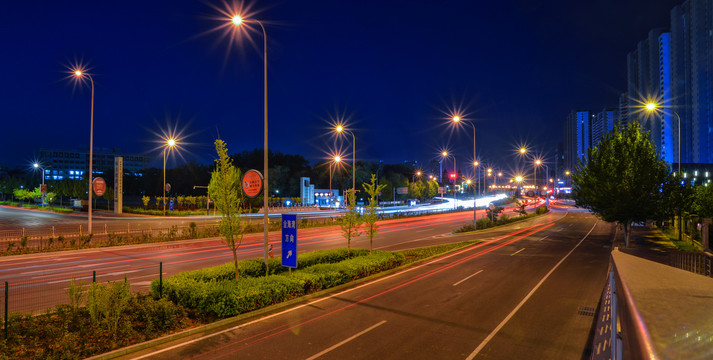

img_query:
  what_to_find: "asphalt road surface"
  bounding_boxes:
[0,206,505,314]
[118,209,612,360]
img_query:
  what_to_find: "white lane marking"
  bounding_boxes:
[305,320,387,360]
[510,248,525,256]
[465,220,599,360]
[132,235,488,360]
[453,270,483,286]
[538,235,549,241]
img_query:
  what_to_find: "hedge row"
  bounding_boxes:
[152,249,403,318]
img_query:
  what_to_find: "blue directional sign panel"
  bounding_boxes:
[281,214,297,268]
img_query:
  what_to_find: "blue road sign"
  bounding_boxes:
[281,214,297,268]
[169,198,174,212]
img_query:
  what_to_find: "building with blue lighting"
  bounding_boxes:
[36,148,150,181]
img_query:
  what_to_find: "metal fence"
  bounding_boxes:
[0,262,164,338]
[669,250,713,277]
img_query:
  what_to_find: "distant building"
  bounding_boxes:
[36,148,150,181]
[563,110,592,172]
[591,109,616,146]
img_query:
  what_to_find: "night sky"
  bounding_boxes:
[1,0,681,176]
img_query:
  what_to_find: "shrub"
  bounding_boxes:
[154,249,404,318]
[535,205,549,215]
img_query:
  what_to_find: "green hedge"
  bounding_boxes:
[152,249,403,318]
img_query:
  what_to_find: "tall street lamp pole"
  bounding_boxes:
[534,159,542,197]
[453,115,477,227]
[163,138,176,216]
[231,15,271,269]
[73,70,95,234]
[335,125,356,204]
[441,151,456,209]
[646,102,683,241]
[33,163,45,207]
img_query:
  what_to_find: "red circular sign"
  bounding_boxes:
[93,177,106,197]
[242,170,263,198]
[165,183,171,193]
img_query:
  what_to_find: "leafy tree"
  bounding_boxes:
[339,189,362,256]
[362,174,386,254]
[29,187,42,201]
[46,192,57,205]
[103,187,114,210]
[658,176,695,241]
[572,122,669,247]
[141,195,150,208]
[13,188,30,203]
[208,139,246,280]
[426,180,439,199]
[694,185,713,219]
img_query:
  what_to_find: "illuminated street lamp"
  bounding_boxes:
[33,163,46,207]
[230,13,271,268]
[646,101,683,241]
[412,170,422,183]
[645,102,681,177]
[334,124,356,203]
[71,68,95,234]
[163,138,177,216]
[329,155,341,207]
[441,151,457,209]
[534,159,542,195]
[452,114,477,227]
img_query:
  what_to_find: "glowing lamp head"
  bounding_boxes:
[231,15,243,26]
[33,163,39,168]
[442,151,448,157]
[645,103,657,111]
[498,172,502,176]
[416,171,421,176]
[535,159,542,165]
[515,176,523,182]
[466,179,472,184]
[335,125,344,133]
[452,115,461,123]
[565,170,570,175]
[519,147,527,154]
[474,161,479,166]
[334,155,341,163]
[487,168,492,173]
[74,70,82,77]
[167,138,176,147]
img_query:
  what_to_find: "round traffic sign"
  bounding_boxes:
[242,170,263,198]
[93,177,106,197]
[165,183,171,193]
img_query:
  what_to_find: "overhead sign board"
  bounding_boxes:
[438,186,446,194]
[243,170,264,198]
[281,214,297,268]
[397,187,408,195]
[93,177,106,197]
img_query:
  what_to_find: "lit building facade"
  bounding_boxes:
[36,148,150,181]
[563,110,591,173]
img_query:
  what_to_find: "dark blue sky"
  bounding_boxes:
[1,0,680,174]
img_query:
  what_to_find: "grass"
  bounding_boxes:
[661,227,703,252]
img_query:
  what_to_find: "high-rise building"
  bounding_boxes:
[592,109,616,146]
[669,0,713,164]
[563,110,592,172]
[617,92,629,126]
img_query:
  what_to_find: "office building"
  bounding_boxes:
[36,148,150,181]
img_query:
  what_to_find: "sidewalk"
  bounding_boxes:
[614,224,678,265]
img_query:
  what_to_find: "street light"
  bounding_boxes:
[163,138,177,216]
[412,170,422,183]
[441,151,456,209]
[329,155,342,207]
[334,124,356,203]
[646,102,683,241]
[452,114,477,227]
[71,67,95,234]
[33,163,46,207]
[230,13,271,270]
[534,159,542,196]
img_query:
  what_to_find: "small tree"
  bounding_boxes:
[208,139,245,280]
[572,122,669,247]
[362,174,386,254]
[694,185,713,219]
[141,195,150,208]
[339,189,362,256]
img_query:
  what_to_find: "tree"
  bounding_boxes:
[694,185,713,219]
[362,174,386,254]
[141,195,150,208]
[572,121,669,247]
[426,180,439,199]
[103,187,114,210]
[658,176,694,241]
[13,188,30,203]
[208,139,246,280]
[339,189,362,256]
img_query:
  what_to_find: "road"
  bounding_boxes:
[0,205,514,314]
[122,209,612,360]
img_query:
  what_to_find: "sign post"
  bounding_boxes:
[114,157,123,214]
[281,214,297,271]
